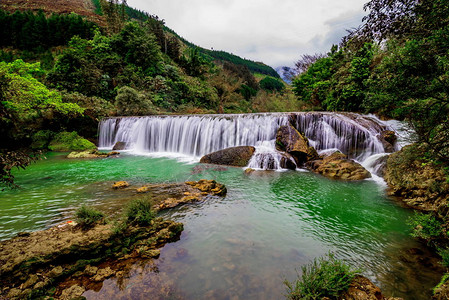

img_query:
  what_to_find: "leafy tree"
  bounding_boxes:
[115,86,153,115]
[259,77,285,92]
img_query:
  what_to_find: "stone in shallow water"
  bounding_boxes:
[307,151,371,180]
[112,181,129,189]
[200,146,255,167]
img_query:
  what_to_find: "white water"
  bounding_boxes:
[98,112,411,174]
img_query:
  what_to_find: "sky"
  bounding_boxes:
[127,0,368,69]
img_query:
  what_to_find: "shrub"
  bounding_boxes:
[438,248,449,268]
[284,253,358,300]
[75,205,104,229]
[125,198,155,226]
[48,131,96,151]
[406,211,443,241]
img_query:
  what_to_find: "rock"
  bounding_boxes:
[112,181,129,189]
[185,179,227,196]
[6,288,22,299]
[48,266,64,278]
[384,144,449,212]
[84,265,98,276]
[244,168,255,174]
[275,124,318,165]
[33,281,46,289]
[380,130,397,145]
[22,274,38,289]
[112,141,127,150]
[307,151,371,181]
[141,249,160,258]
[67,150,120,159]
[200,146,255,167]
[340,275,387,300]
[136,186,150,193]
[92,267,114,282]
[60,284,85,300]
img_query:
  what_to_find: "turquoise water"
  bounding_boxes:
[0,153,441,299]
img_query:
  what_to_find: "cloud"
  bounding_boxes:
[127,0,367,68]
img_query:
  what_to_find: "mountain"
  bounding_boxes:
[275,66,297,84]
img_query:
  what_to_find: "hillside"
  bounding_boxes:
[0,0,105,25]
[0,0,278,78]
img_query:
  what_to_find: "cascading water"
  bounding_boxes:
[98,112,408,174]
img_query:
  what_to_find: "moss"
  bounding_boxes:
[48,131,96,152]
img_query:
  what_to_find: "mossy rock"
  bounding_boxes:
[49,131,96,152]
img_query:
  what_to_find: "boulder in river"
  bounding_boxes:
[378,130,397,153]
[275,124,318,165]
[200,146,255,167]
[112,141,127,150]
[307,151,371,181]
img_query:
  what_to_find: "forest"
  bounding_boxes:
[0,0,289,186]
[292,0,449,166]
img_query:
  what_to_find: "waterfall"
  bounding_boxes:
[98,112,404,171]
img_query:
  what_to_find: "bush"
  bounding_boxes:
[284,253,358,300]
[31,130,54,150]
[75,205,104,229]
[406,211,443,241]
[125,198,155,226]
[48,131,96,151]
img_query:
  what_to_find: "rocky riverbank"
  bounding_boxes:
[0,179,227,299]
[384,143,449,299]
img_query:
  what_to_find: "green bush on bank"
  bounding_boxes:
[284,253,358,300]
[48,131,96,152]
[125,198,155,226]
[75,205,105,229]
[407,211,443,242]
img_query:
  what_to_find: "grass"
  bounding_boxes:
[125,198,155,226]
[284,253,359,300]
[75,205,104,229]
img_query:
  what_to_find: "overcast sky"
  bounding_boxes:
[127,0,368,68]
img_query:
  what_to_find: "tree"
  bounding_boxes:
[115,86,153,115]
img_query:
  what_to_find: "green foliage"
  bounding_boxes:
[125,198,155,226]
[31,130,54,150]
[75,205,104,229]
[434,273,449,295]
[0,9,97,51]
[438,248,449,268]
[115,86,153,116]
[48,131,96,151]
[284,253,358,300]
[407,211,443,241]
[259,77,285,92]
[0,150,40,190]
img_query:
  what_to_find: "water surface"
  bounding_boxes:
[0,153,442,299]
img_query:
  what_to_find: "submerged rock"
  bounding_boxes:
[307,151,371,181]
[275,124,318,165]
[67,150,120,159]
[340,275,403,300]
[200,146,255,167]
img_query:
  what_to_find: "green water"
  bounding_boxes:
[0,153,442,299]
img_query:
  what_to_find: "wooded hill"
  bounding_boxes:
[0,0,293,155]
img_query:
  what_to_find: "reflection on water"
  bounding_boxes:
[0,153,443,299]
